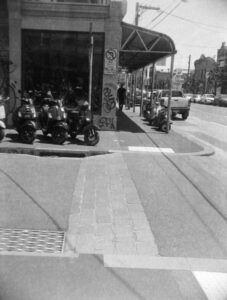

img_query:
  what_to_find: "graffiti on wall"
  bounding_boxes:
[93,115,116,131]
[102,82,117,115]
[103,86,116,113]
[98,116,115,130]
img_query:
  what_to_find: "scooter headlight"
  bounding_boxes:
[48,113,52,118]
[86,117,91,122]
[18,111,22,118]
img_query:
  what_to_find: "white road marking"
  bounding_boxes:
[104,255,227,273]
[193,272,227,300]
[128,146,174,153]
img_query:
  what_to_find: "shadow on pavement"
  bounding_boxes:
[116,110,145,133]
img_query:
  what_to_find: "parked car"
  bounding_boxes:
[184,93,193,102]
[200,94,215,105]
[160,90,191,120]
[192,94,201,103]
[214,94,227,107]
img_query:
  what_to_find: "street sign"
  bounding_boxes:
[104,49,117,75]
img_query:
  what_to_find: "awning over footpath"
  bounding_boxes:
[119,22,177,72]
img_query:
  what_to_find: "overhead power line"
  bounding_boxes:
[150,1,183,29]
[142,1,227,33]
[179,43,218,49]
[164,12,227,31]
[150,0,179,24]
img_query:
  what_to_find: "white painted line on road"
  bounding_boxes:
[193,272,227,300]
[128,146,175,153]
[104,255,227,273]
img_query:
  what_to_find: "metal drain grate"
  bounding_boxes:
[0,228,65,254]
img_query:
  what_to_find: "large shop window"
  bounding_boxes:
[22,30,104,113]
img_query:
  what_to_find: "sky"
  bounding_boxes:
[123,0,227,70]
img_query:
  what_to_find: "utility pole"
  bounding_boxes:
[187,54,191,77]
[135,2,160,26]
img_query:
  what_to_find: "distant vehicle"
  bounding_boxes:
[184,93,193,102]
[160,90,191,120]
[192,94,201,103]
[200,94,215,104]
[129,89,148,107]
[214,94,227,107]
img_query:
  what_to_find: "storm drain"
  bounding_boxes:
[0,228,65,254]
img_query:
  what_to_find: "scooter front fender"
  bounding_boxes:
[83,124,98,133]
[54,121,69,131]
[0,120,6,129]
[20,120,37,130]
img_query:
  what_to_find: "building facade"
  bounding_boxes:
[216,42,227,94]
[0,0,127,129]
[194,54,216,94]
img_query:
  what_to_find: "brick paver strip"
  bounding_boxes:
[65,153,159,256]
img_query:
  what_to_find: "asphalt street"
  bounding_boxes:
[0,154,81,230]
[0,104,227,299]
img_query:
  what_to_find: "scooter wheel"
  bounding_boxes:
[42,129,48,137]
[52,127,68,145]
[0,128,5,142]
[84,128,100,146]
[160,122,171,133]
[19,126,36,144]
[70,132,77,139]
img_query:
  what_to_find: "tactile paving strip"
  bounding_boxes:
[0,228,65,254]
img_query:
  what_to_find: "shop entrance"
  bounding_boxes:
[22,29,104,113]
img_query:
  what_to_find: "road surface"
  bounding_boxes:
[0,103,227,299]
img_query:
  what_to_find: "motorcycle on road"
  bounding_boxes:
[67,101,99,146]
[38,95,68,145]
[13,92,37,143]
[150,102,172,132]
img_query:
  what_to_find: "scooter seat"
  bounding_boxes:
[68,110,80,116]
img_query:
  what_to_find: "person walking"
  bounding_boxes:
[117,83,126,111]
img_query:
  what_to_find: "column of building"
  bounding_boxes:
[95,0,124,130]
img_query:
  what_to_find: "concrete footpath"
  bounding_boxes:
[0,107,212,157]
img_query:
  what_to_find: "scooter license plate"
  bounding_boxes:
[24,114,31,118]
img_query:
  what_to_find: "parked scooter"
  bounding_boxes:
[13,92,37,143]
[143,100,152,121]
[150,101,172,132]
[38,93,68,144]
[67,101,99,146]
[0,94,8,142]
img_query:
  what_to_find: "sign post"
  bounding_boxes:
[88,22,94,110]
[167,54,175,133]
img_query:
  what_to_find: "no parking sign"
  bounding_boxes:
[104,49,117,75]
